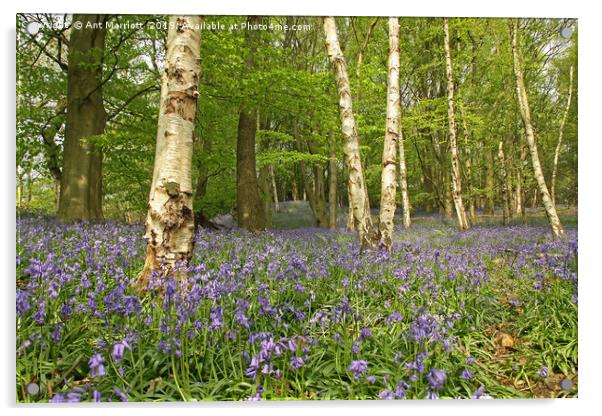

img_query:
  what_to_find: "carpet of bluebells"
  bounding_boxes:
[16,214,578,402]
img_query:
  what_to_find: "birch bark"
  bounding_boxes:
[512,19,565,238]
[323,17,376,250]
[136,16,202,292]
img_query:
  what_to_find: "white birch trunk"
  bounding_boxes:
[512,19,565,238]
[443,18,470,231]
[399,126,411,228]
[323,17,376,250]
[551,65,574,206]
[378,17,400,249]
[136,16,202,292]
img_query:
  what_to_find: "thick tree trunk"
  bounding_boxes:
[378,17,400,250]
[58,14,107,222]
[498,140,511,225]
[323,17,376,250]
[236,16,265,231]
[443,18,470,231]
[512,19,565,238]
[328,131,338,229]
[551,65,574,207]
[135,16,202,293]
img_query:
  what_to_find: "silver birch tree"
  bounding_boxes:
[378,17,401,249]
[443,18,470,231]
[512,19,565,238]
[323,16,376,250]
[135,16,202,292]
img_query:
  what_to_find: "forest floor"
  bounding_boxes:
[16,205,578,402]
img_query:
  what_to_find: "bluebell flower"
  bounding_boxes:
[426,368,446,390]
[348,360,368,380]
[89,353,106,378]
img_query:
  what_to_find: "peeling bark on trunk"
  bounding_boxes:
[323,17,376,250]
[236,16,265,232]
[135,16,202,293]
[58,14,107,222]
[498,140,511,226]
[443,18,470,231]
[551,65,573,206]
[512,19,565,238]
[378,17,400,250]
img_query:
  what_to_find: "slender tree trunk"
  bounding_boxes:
[291,169,299,201]
[399,127,411,228]
[58,14,107,222]
[485,147,495,215]
[353,19,376,231]
[270,165,280,212]
[346,186,355,231]
[17,173,23,207]
[498,140,511,225]
[512,134,526,222]
[329,131,338,229]
[460,104,476,224]
[512,19,565,238]
[506,138,515,217]
[258,164,273,228]
[26,171,33,203]
[378,17,400,250]
[236,16,265,231]
[307,138,329,228]
[443,18,469,230]
[135,16,202,292]
[323,17,376,250]
[444,176,453,219]
[312,163,329,228]
[551,65,574,207]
